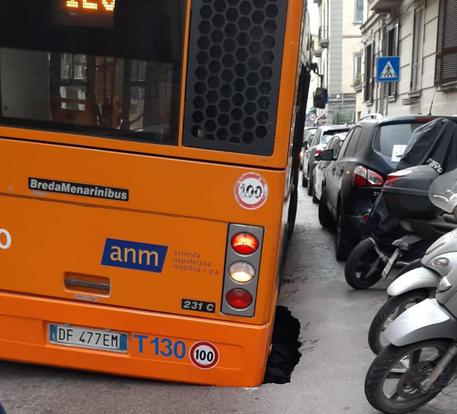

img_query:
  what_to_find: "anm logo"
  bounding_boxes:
[101,239,168,273]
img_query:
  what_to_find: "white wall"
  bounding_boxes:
[386,0,457,116]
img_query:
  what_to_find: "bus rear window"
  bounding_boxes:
[0,0,185,145]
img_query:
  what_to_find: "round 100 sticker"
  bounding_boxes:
[189,342,219,369]
[234,173,269,210]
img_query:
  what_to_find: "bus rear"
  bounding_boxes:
[0,0,308,386]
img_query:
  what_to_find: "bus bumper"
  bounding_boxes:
[0,291,271,387]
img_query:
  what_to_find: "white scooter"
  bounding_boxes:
[365,167,457,414]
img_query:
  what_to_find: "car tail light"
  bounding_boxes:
[314,149,322,156]
[353,166,384,187]
[385,169,413,186]
[222,224,263,316]
[226,289,253,309]
[231,233,259,255]
[229,262,255,283]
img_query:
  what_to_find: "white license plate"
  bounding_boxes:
[49,324,128,353]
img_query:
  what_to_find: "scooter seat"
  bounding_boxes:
[443,213,457,225]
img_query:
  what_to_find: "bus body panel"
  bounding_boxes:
[0,139,285,325]
[0,0,303,170]
[0,291,270,386]
[0,0,307,386]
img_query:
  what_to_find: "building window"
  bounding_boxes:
[364,43,374,103]
[435,0,457,86]
[353,53,363,90]
[387,25,399,97]
[355,0,364,24]
[411,8,424,92]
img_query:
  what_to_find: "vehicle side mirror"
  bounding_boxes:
[319,149,334,161]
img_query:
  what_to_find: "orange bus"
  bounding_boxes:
[0,0,312,386]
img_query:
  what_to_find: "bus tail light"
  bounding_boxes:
[231,233,259,255]
[226,289,253,309]
[222,224,264,317]
[229,262,255,284]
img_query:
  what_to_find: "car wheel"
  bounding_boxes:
[287,187,298,240]
[318,189,334,229]
[312,174,319,204]
[307,169,313,196]
[301,171,308,188]
[335,209,352,261]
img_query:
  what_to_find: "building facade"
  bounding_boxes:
[359,0,457,117]
[314,0,365,124]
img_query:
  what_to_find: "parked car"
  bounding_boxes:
[318,116,444,261]
[312,132,347,203]
[300,127,317,170]
[302,125,350,194]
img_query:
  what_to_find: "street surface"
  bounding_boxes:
[0,188,456,413]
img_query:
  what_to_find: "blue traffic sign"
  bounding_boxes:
[376,56,400,83]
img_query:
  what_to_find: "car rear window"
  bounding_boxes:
[321,129,349,145]
[303,129,317,146]
[375,123,423,164]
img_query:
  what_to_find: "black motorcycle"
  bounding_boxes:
[345,118,457,290]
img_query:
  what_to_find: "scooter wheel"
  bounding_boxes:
[365,340,451,414]
[368,289,431,355]
[344,238,383,289]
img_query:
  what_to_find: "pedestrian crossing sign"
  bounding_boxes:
[376,56,400,83]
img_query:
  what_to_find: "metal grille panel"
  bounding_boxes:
[183,0,289,155]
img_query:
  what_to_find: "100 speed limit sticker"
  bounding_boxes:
[234,173,269,210]
[189,342,219,369]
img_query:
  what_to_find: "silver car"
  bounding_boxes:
[312,132,348,203]
[301,125,350,195]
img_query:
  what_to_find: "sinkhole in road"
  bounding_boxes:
[263,306,302,384]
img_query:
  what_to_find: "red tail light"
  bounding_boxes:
[226,289,253,309]
[314,149,322,156]
[231,233,259,255]
[385,169,413,187]
[353,166,384,187]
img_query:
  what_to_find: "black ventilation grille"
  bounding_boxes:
[183,0,289,155]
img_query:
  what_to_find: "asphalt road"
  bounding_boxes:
[0,187,456,413]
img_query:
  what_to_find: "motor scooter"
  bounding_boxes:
[365,167,457,414]
[345,166,453,290]
[368,216,457,355]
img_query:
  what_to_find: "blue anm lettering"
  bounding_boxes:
[102,239,168,273]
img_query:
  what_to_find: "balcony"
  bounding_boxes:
[318,26,329,49]
[313,48,322,58]
[369,0,400,14]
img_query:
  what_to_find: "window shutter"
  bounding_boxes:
[436,0,457,85]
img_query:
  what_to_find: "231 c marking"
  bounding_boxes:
[182,299,215,313]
